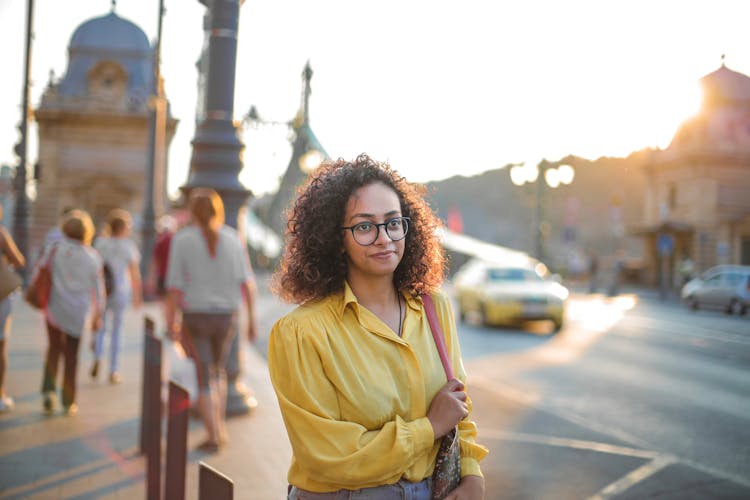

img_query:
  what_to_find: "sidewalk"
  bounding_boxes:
[0,295,291,499]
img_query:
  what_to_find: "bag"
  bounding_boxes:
[103,263,115,297]
[0,265,22,301]
[163,339,198,404]
[25,245,58,310]
[422,294,461,499]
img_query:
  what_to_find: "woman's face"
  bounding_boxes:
[342,182,405,281]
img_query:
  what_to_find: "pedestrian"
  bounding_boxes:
[268,154,488,499]
[165,188,258,452]
[0,206,25,413]
[151,214,177,298]
[588,252,599,294]
[43,206,74,248]
[678,255,695,288]
[39,209,105,415]
[608,249,625,297]
[91,209,142,384]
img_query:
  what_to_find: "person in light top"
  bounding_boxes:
[91,209,142,384]
[165,188,258,452]
[268,154,487,499]
[0,205,25,413]
[39,209,105,415]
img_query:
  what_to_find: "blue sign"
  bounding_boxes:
[657,234,674,257]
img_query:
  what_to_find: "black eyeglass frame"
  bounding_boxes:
[340,216,411,246]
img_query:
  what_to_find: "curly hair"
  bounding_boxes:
[271,153,446,304]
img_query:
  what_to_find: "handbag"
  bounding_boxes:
[422,293,461,499]
[25,244,58,310]
[163,339,198,404]
[0,263,22,301]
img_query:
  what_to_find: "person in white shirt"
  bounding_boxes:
[165,188,258,452]
[0,206,25,413]
[91,209,142,384]
[39,209,105,415]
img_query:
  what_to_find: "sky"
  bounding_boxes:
[1,0,749,199]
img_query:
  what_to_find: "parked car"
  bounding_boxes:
[453,258,569,332]
[680,265,750,315]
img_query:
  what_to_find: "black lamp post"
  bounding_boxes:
[140,0,166,287]
[184,0,254,415]
[12,0,34,281]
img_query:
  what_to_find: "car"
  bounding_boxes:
[680,265,750,315]
[453,258,569,332]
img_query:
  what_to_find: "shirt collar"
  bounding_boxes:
[338,281,424,317]
[338,281,359,318]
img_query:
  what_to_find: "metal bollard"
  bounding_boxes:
[140,316,162,500]
[199,462,234,500]
[165,381,190,500]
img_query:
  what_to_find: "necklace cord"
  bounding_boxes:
[397,292,403,337]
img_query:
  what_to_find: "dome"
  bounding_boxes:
[55,11,153,102]
[70,12,150,54]
[699,64,750,104]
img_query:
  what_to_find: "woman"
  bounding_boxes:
[91,209,142,384]
[40,209,105,415]
[165,188,258,452]
[268,154,488,499]
[0,207,25,413]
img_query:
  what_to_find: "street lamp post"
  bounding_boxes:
[509,159,574,261]
[184,0,254,415]
[12,0,35,281]
[140,0,166,288]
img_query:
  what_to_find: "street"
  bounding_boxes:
[459,289,750,499]
[254,276,750,498]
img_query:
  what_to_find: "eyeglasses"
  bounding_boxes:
[341,217,410,246]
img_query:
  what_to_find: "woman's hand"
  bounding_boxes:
[91,312,103,332]
[427,378,469,439]
[445,474,485,500]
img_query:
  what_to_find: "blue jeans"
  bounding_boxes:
[288,478,432,500]
[93,298,127,374]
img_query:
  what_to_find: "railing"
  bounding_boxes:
[139,316,236,499]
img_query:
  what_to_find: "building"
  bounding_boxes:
[30,8,177,256]
[255,62,328,237]
[636,62,750,286]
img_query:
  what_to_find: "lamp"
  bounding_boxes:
[508,159,575,261]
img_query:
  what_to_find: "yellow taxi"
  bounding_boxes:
[453,258,569,332]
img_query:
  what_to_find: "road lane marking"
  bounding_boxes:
[479,429,663,459]
[586,455,677,499]
[470,375,750,491]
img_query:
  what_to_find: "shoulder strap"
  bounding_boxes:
[422,293,455,381]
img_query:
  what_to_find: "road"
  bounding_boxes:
[252,276,750,498]
[460,289,750,499]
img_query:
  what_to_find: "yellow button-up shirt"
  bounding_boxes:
[268,283,488,492]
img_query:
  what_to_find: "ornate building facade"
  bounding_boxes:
[31,10,177,256]
[637,63,750,284]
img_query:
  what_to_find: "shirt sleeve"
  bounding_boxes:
[268,314,436,487]
[234,232,252,283]
[129,240,141,264]
[93,253,106,312]
[433,291,489,477]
